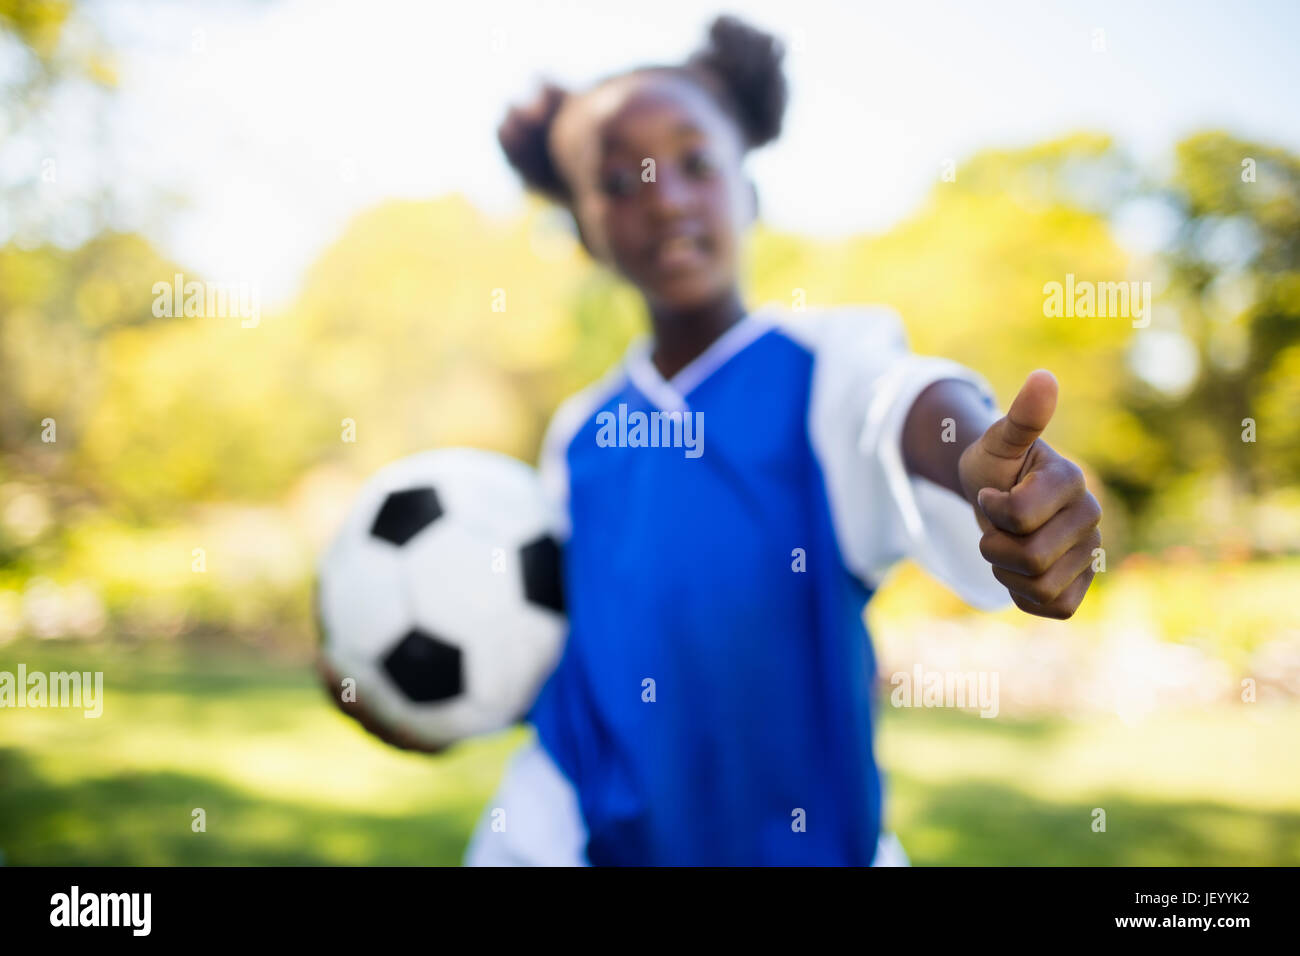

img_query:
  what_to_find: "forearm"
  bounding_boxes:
[900,378,1000,502]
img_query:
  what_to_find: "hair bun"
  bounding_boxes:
[687,15,788,149]
[497,81,571,201]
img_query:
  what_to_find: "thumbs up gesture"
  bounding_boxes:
[957,370,1102,619]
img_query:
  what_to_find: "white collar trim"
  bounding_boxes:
[625,305,777,412]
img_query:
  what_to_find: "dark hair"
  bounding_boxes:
[498,15,788,203]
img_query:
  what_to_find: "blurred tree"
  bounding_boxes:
[0,0,125,506]
[0,0,117,241]
[1153,133,1300,497]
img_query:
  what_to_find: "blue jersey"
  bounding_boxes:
[523,305,1007,866]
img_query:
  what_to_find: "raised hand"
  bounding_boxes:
[957,370,1102,619]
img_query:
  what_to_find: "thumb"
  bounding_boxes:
[979,369,1058,461]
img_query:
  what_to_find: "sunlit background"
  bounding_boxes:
[1,0,1298,865]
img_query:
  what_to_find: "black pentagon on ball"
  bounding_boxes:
[520,534,564,614]
[370,487,443,546]
[382,628,463,702]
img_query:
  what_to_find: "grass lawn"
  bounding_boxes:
[1,639,1296,865]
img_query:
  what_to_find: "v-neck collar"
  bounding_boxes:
[625,305,777,412]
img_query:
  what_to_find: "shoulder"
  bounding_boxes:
[763,302,910,361]
[758,303,915,416]
[537,363,629,527]
[540,365,629,466]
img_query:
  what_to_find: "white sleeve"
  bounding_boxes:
[537,404,578,543]
[536,369,627,543]
[779,305,1012,611]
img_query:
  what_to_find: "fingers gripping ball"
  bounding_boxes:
[316,449,566,751]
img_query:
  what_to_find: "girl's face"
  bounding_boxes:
[549,71,755,311]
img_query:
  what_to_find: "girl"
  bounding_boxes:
[340,15,1102,866]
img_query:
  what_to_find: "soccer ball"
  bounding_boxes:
[316,448,566,750]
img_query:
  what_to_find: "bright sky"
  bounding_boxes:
[62,0,1300,305]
